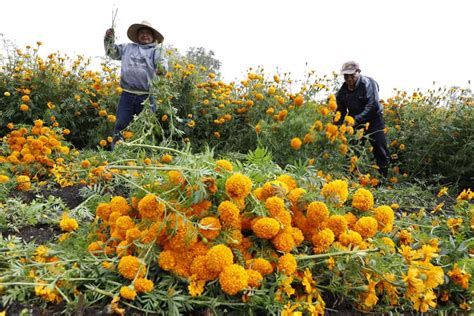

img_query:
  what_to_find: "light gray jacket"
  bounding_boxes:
[104,38,168,93]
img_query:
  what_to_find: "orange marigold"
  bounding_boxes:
[191,255,219,281]
[272,231,296,253]
[118,255,146,280]
[205,244,234,274]
[199,217,222,240]
[338,230,362,248]
[373,205,395,233]
[312,228,335,254]
[290,137,302,150]
[59,213,78,232]
[110,196,131,215]
[277,253,297,276]
[247,258,273,276]
[158,250,177,271]
[321,179,349,206]
[351,188,374,211]
[306,201,329,227]
[225,173,253,200]
[327,214,348,237]
[219,264,249,295]
[217,200,241,229]
[216,159,233,172]
[137,194,165,220]
[246,269,263,288]
[134,278,154,293]
[252,217,280,239]
[119,286,136,300]
[353,216,378,239]
[265,196,286,216]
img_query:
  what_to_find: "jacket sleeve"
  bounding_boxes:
[154,46,169,75]
[335,91,347,125]
[354,78,380,124]
[104,37,122,60]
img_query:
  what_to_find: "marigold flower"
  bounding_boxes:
[87,241,104,254]
[0,175,9,183]
[119,286,137,300]
[290,137,302,150]
[225,173,252,200]
[246,269,263,288]
[272,231,296,253]
[218,200,241,229]
[216,159,233,172]
[448,263,471,289]
[158,250,176,271]
[398,229,413,245]
[312,228,335,254]
[265,196,286,216]
[327,215,348,237]
[205,244,234,274]
[134,278,154,293]
[110,196,131,215]
[352,188,374,211]
[287,188,307,210]
[118,255,146,280]
[353,216,378,239]
[17,175,31,191]
[190,255,219,281]
[199,217,222,240]
[252,217,280,239]
[137,194,165,220]
[161,154,173,163]
[59,213,78,232]
[277,253,297,276]
[373,205,394,233]
[306,201,329,227]
[247,258,273,276]
[96,203,112,221]
[338,230,362,248]
[410,290,437,313]
[321,179,349,206]
[219,264,249,295]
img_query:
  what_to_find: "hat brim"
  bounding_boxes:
[127,23,164,44]
[341,69,358,75]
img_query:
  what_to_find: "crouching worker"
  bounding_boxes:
[335,61,390,177]
[104,20,168,149]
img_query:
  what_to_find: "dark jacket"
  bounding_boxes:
[335,75,383,125]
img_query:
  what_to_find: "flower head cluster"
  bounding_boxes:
[352,188,374,211]
[225,173,252,200]
[321,180,349,206]
[118,255,146,280]
[137,194,165,220]
[252,217,280,239]
[219,264,249,295]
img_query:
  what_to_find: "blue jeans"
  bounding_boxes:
[111,91,155,149]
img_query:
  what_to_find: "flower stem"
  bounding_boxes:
[297,248,379,260]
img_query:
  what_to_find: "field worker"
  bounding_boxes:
[335,61,390,177]
[104,20,168,149]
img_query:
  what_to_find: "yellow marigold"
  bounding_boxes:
[96,203,112,221]
[119,286,136,300]
[17,175,31,191]
[277,174,297,191]
[277,253,297,276]
[199,217,222,240]
[252,217,280,239]
[457,188,473,201]
[246,269,263,288]
[110,196,131,215]
[0,175,9,183]
[312,228,335,254]
[448,263,471,289]
[306,201,329,227]
[338,230,362,248]
[167,170,185,185]
[118,255,146,280]
[205,244,234,274]
[290,137,302,150]
[398,229,413,245]
[265,196,286,216]
[247,258,273,276]
[219,264,249,295]
[137,194,165,220]
[291,227,304,246]
[158,250,176,271]
[217,200,241,229]
[352,188,374,211]
[126,227,142,242]
[373,205,395,233]
[115,215,135,232]
[216,159,233,172]
[225,173,252,200]
[59,213,78,232]
[321,179,349,205]
[353,216,378,239]
[272,231,296,253]
[133,278,154,293]
[161,154,173,163]
[327,214,348,237]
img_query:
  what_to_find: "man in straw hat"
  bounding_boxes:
[104,20,168,149]
[335,61,390,177]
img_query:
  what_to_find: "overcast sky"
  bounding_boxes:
[1,0,472,98]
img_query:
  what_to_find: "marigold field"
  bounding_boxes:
[0,41,473,315]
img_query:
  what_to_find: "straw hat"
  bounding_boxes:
[127,21,164,44]
[340,61,360,75]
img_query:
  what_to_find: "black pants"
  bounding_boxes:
[354,115,390,177]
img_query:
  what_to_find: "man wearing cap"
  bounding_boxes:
[335,61,390,177]
[104,21,168,149]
